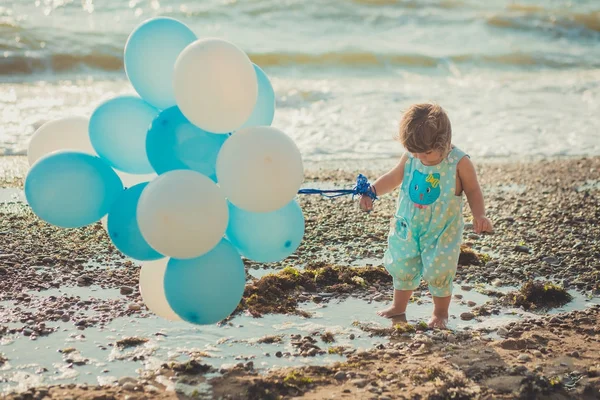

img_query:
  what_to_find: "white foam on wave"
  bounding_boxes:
[273,69,600,161]
[1,68,599,162]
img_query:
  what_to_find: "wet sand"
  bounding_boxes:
[1,155,599,399]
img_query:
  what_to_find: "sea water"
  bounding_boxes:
[1,0,599,161]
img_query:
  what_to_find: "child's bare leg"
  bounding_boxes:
[377,289,412,318]
[428,295,451,329]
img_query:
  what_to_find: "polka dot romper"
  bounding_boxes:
[383,146,467,297]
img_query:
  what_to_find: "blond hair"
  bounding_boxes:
[398,103,452,154]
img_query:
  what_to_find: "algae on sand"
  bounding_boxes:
[506,280,573,311]
[243,368,327,400]
[236,264,390,317]
[236,247,489,318]
[164,359,213,376]
[256,335,284,344]
[458,244,489,266]
[115,337,149,349]
[320,331,335,343]
[351,320,417,336]
[327,346,346,355]
[283,371,313,385]
[411,366,448,384]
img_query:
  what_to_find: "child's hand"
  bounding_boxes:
[359,195,373,212]
[473,216,493,233]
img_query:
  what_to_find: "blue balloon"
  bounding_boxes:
[107,182,163,261]
[146,107,228,181]
[89,96,159,174]
[226,200,304,263]
[25,151,123,228]
[164,240,246,325]
[241,64,276,129]
[125,17,197,110]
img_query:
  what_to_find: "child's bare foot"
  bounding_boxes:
[428,313,448,329]
[377,305,406,318]
[430,295,451,329]
[377,290,412,319]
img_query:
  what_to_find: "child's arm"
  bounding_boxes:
[359,153,408,212]
[457,157,493,233]
[372,153,409,196]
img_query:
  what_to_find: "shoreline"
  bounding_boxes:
[2,153,600,188]
[1,155,599,399]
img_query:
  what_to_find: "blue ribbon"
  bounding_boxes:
[298,174,377,201]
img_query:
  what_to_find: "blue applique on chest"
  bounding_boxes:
[409,170,441,206]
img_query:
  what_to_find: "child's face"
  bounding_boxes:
[412,150,443,166]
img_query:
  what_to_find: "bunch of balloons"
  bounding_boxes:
[25,17,306,325]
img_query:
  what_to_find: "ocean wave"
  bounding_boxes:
[249,51,596,69]
[486,6,600,36]
[249,52,439,68]
[350,0,463,8]
[0,20,21,30]
[177,0,466,19]
[1,49,597,77]
[0,52,123,75]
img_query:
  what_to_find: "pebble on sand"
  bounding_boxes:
[517,353,532,362]
[460,312,475,321]
[120,286,134,295]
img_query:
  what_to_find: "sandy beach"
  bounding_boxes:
[3,1,600,398]
[1,155,599,399]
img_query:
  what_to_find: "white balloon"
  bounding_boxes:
[100,215,108,232]
[137,170,228,259]
[139,258,181,321]
[216,127,304,213]
[173,38,258,134]
[27,116,94,166]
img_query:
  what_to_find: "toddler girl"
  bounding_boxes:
[359,103,493,329]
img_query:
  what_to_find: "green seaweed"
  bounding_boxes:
[115,337,149,349]
[257,335,284,344]
[416,321,429,330]
[458,245,487,266]
[506,280,573,310]
[394,323,417,334]
[352,320,416,336]
[283,371,313,385]
[320,331,335,343]
[236,247,483,318]
[165,359,212,375]
[59,347,77,354]
[327,346,346,355]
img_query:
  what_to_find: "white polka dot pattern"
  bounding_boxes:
[383,147,467,297]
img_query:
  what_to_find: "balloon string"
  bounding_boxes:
[297,174,378,201]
